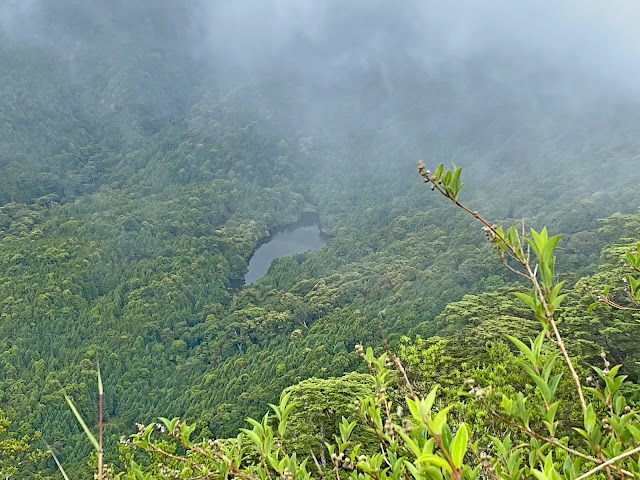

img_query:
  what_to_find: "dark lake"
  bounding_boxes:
[244,216,326,285]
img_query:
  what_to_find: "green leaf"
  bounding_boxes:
[441,423,453,452]
[548,373,563,397]
[524,237,541,259]
[245,417,264,431]
[541,234,562,264]
[550,280,566,297]
[450,423,469,468]
[551,293,568,310]
[239,428,262,448]
[424,466,444,480]
[451,167,461,187]
[513,291,537,311]
[584,404,596,434]
[365,347,374,364]
[406,397,421,423]
[541,353,559,382]
[404,460,421,480]
[158,416,176,433]
[572,427,589,440]
[417,454,452,473]
[540,262,554,289]
[339,417,356,442]
[399,431,423,458]
[180,421,195,446]
[627,424,640,441]
[430,405,453,436]
[532,469,550,480]
[546,401,560,424]
[433,164,444,181]
[532,330,546,357]
[425,384,439,411]
[449,167,464,199]
[548,281,567,309]
[608,364,622,378]
[532,375,553,405]
[506,334,537,366]
[506,226,519,247]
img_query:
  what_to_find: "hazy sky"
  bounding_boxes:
[2,0,639,101]
[192,0,640,95]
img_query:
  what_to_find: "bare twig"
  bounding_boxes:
[599,296,640,312]
[147,441,205,470]
[523,259,588,413]
[488,409,598,464]
[418,162,587,413]
[379,325,416,400]
[574,445,640,480]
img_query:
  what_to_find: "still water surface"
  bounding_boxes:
[244,222,326,284]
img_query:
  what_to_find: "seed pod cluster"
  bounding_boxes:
[330,451,356,470]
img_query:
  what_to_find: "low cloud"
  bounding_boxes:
[192,0,640,96]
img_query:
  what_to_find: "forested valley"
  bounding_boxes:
[1,1,640,478]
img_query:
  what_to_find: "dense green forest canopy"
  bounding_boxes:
[0,1,639,477]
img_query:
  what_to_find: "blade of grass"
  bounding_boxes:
[44,441,71,480]
[58,383,99,452]
[97,359,103,396]
[97,359,103,480]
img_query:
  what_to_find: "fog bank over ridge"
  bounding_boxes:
[2,1,640,97]
[194,0,640,96]
[1,0,639,170]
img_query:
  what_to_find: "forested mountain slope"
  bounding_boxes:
[0,1,639,477]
